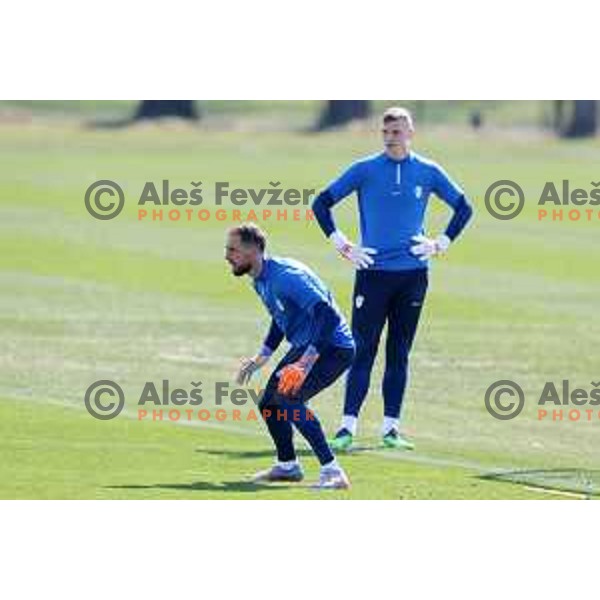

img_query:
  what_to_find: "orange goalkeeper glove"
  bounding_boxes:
[277,347,319,396]
[277,363,308,396]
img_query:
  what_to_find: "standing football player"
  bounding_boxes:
[312,106,473,451]
[226,224,355,489]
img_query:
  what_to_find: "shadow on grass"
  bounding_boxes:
[194,445,381,460]
[194,447,313,460]
[106,480,295,493]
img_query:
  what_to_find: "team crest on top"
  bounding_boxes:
[415,185,423,199]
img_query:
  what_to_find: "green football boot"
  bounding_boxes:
[382,429,414,450]
[329,428,354,451]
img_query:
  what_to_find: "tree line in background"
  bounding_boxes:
[129,100,598,138]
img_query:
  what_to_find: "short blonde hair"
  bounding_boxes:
[382,106,414,129]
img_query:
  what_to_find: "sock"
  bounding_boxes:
[321,459,339,472]
[277,459,299,470]
[341,415,358,435]
[382,417,399,436]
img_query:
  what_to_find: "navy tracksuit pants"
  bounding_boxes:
[259,344,355,465]
[343,268,428,419]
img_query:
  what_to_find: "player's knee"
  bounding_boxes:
[386,346,410,365]
[354,343,378,366]
[258,390,276,412]
[384,356,409,379]
[344,346,356,367]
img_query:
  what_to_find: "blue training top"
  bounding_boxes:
[322,151,466,271]
[253,256,354,349]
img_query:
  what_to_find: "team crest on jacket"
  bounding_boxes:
[415,185,423,199]
[355,295,364,309]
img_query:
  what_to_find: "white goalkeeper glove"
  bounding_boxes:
[236,350,271,385]
[410,234,451,261]
[330,230,376,269]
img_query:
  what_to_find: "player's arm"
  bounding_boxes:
[236,319,283,385]
[272,273,339,395]
[411,164,474,260]
[312,163,376,269]
[443,194,473,241]
[277,301,340,396]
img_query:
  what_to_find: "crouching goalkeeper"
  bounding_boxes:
[226,224,355,489]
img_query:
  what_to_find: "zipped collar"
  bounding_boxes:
[381,151,412,186]
[381,150,413,164]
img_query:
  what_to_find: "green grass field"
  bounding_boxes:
[2,106,599,498]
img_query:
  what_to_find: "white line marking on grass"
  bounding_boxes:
[2,391,258,437]
[4,391,590,497]
[523,486,588,499]
[369,449,489,472]
[0,389,543,469]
